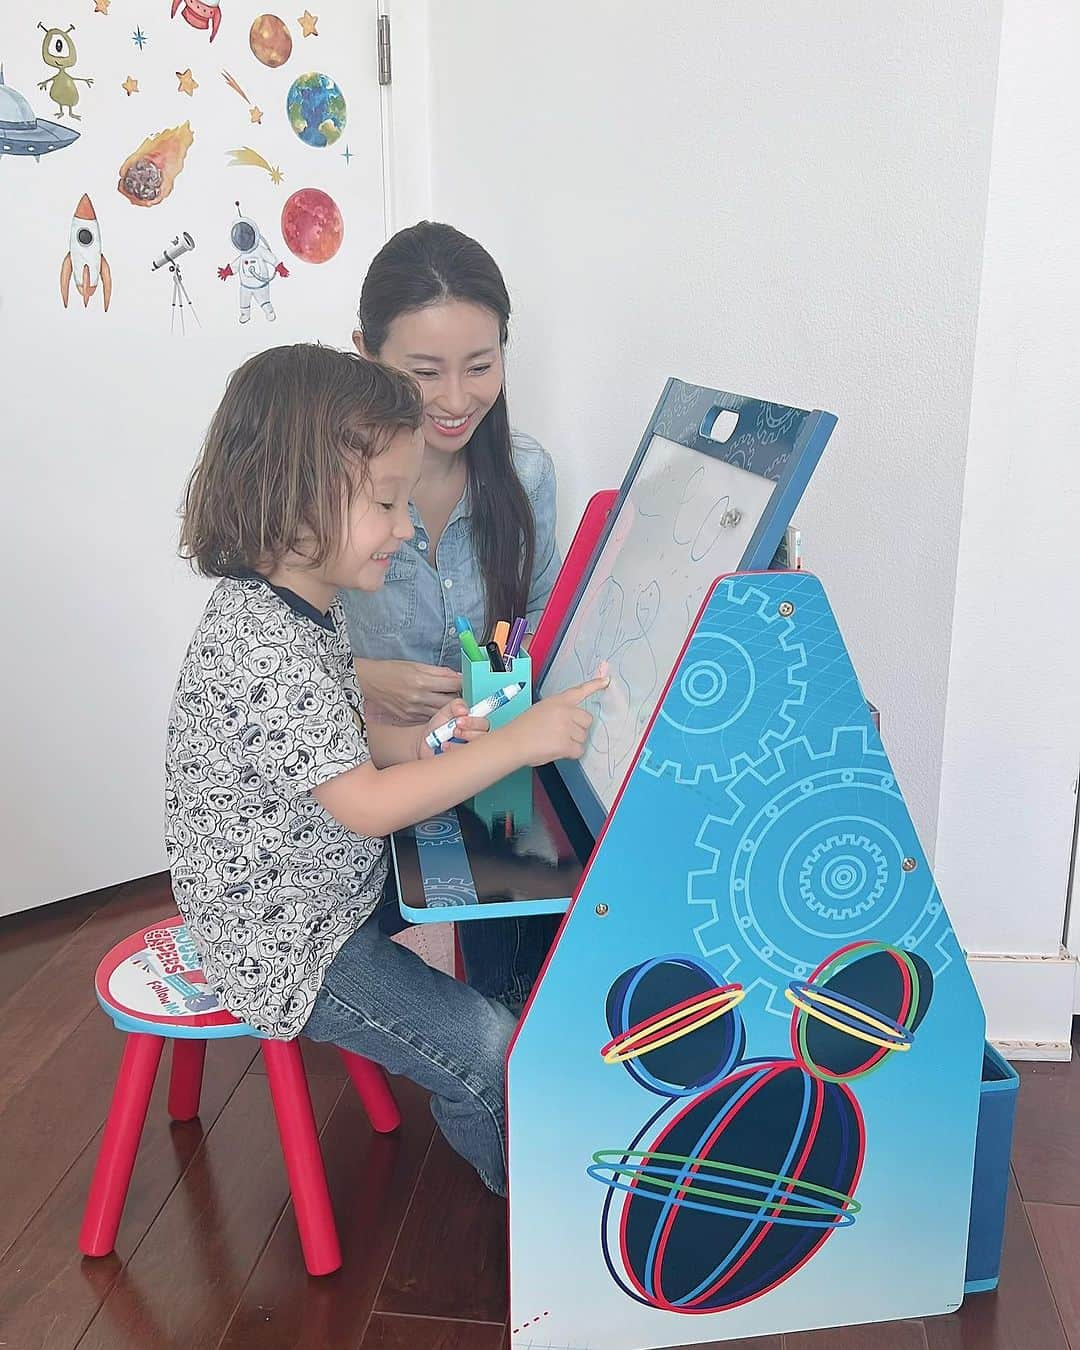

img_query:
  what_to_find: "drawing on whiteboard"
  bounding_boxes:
[540,433,779,811]
[578,574,663,783]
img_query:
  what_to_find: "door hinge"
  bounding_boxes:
[378,14,392,86]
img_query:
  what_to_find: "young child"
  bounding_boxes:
[166,344,606,1196]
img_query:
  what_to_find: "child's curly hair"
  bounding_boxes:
[180,343,422,577]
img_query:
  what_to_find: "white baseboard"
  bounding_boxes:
[966,949,1076,1060]
[990,1038,1072,1062]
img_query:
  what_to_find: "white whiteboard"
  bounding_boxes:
[539,434,776,812]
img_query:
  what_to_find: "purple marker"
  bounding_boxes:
[504,616,528,659]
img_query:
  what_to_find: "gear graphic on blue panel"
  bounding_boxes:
[423,876,476,908]
[640,580,807,787]
[798,833,890,924]
[414,813,461,847]
[756,402,800,444]
[688,728,950,985]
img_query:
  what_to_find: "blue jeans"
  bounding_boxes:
[302,899,516,1196]
[457,914,560,1012]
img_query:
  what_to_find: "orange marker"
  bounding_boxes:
[492,620,511,654]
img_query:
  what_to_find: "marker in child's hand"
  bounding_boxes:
[425,681,527,753]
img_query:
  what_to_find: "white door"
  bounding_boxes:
[0,0,386,914]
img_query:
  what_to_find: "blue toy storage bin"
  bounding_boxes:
[965,1042,1019,1293]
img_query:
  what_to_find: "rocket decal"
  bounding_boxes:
[60,194,112,311]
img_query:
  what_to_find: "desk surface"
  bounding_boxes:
[391,765,595,923]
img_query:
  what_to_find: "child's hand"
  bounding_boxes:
[504,673,610,767]
[416,698,489,760]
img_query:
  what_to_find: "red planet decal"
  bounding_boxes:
[280,187,343,264]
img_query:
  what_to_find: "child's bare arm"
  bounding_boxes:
[314,675,608,837]
[365,720,426,767]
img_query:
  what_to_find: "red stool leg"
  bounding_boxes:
[337,1051,401,1134]
[168,1040,207,1122]
[260,1039,341,1277]
[79,1032,165,1257]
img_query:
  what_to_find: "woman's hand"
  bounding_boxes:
[416,698,490,760]
[355,657,463,724]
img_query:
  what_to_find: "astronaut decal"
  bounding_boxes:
[217,202,288,323]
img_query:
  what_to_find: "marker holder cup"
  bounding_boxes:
[461,651,533,732]
[462,651,534,829]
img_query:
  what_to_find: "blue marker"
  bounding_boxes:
[425,682,526,753]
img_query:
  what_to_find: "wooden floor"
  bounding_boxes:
[1,876,1078,1350]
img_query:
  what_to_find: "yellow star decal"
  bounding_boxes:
[298,9,318,37]
[93,0,110,13]
[249,105,263,124]
[121,75,139,96]
[176,68,198,96]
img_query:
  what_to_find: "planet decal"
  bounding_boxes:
[286,71,346,148]
[787,940,935,1083]
[249,13,292,68]
[280,187,343,263]
[603,956,746,1098]
[591,1061,864,1311]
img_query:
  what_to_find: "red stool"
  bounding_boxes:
[79,915,400,1276]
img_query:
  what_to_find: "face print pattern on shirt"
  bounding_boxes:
[165,577,386,1039]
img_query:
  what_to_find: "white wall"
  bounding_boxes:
[402,0,1001,859]
[0,1,386,915]
[934,0,1080,1044]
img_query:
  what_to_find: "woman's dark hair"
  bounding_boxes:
[356,221,534,639]
[180,344,422,577]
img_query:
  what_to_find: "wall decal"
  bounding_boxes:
[226,145,282,184]
[286,71,344,147]
[249,13,291,67]
[150,231,199,332]
[218,202,288,323]
[118,121,193,207]
[60,193,112,311]
[280,185,342,262]
[222,70,262,124]
[37,24,93,121]
[0,66,80,159]
[171,0,221,43]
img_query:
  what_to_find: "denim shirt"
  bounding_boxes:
[341,432,561,666]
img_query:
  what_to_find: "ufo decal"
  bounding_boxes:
[0,65,80,160]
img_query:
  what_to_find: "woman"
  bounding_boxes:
[344,221,563,1010]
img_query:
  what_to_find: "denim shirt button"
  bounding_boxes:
[417,539,428,551]
[443,578,453,589]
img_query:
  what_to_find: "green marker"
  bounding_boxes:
[454,616,485,663]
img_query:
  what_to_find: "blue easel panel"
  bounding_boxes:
[508,572,985,1350]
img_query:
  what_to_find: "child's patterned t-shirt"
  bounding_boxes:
[165,575,386,1037]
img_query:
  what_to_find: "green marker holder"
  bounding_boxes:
[462,651,534,830]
